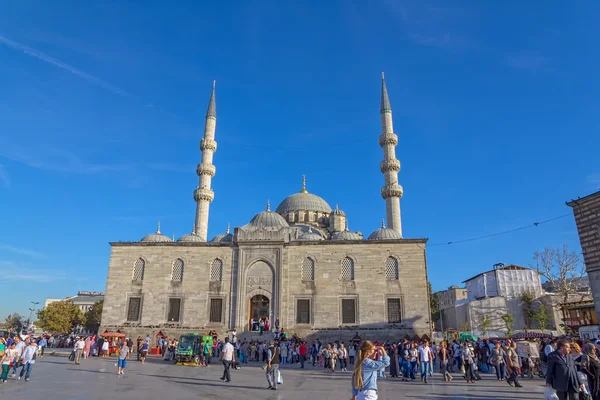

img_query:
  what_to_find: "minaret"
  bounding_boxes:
[194,81,217,240]
[379,73,403,236]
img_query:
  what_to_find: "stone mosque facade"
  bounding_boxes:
[100,75,431,341]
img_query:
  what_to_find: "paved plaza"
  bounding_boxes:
[0,355,548,400]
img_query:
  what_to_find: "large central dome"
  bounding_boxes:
[275,176,331,214]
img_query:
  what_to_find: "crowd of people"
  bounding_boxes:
[4,329,600,400]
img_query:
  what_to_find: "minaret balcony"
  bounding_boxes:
[379,133,398,147]
[381,184,403,199]
[200,138,217,152]
[196,163,216,177]
[380,159,400,173]
[194,188,214,202]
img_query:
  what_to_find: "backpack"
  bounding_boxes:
[540,348,547,363]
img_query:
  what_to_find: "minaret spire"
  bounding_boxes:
[300,174,308,193]
[194,81,218,240]
[379,73,403,236]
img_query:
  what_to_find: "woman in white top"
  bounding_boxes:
[1,342,18,382]
[101,340,109,358]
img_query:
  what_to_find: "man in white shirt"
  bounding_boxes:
[418,341,433,384]
[220,337,235,383]
[19,339,37,381]
[75,337,86,365]
[13,337,26,377]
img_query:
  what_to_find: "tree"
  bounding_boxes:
[534,303,550,332]
[428,282,439,315]
[520,290,536,330]
[534,245,587,305]
[84,300,103,333]
[479,315,491,337]
[501,313,514,336]
[459,321,469,333]
[3,313,24,333]
[37,301,85,334]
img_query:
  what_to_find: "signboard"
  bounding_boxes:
[516,342,539,358]
[77,291,105,297]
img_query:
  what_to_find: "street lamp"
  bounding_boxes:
[25,301,40,333]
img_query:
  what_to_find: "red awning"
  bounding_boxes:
[100,330,126,338]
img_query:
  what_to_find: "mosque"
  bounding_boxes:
[99,75,431,341]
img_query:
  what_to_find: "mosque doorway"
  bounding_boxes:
[248,295,270,331]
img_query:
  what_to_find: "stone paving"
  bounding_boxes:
[0,355,548,400]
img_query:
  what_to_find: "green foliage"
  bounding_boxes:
[84,300,104,333]
[3,313,24,333]
[520,291,536,330]
[428,282,439,315]
[37,301,85,334]
[501,313,514,336]
[480,315,491,337]
[534,303,550,332]
[459,321,469,333]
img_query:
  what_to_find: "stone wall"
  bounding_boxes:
[99,239,431,341]
[569,192,600,322]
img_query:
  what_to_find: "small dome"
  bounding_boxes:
[211,223,234,243]
[331,204,345,216]
[141,222,173,243]
[177,228,206,243]
[368,220,402,240]
[244,201,290,231]
[298,228,324,241]
[331,230,362,241]
[275,176,331,214]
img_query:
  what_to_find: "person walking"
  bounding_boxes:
[220,337,234,383]
[546,339,584,400]
[505,342,522,388]
[1,342,17,383]
[117,343,129,375]
[19,339,37,381]
[491,341,506,381]
[581,343,600,399]
[74,337,85,365]
[440,341,453,382]
[140,339,149,364]
[266,341,281,390]
[12,336,25,377]
[351,341,390,400]
[418,341,433,384]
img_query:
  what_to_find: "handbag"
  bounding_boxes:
[545,387,559,400]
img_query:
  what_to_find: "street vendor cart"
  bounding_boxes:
[100,330,126,356]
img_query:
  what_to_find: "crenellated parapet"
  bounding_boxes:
[380,159,400,173]
[381,184,404,200]
[196,163,216,177]
[194,187,215,203]
[200,138,217,152]
[378,133,398,147]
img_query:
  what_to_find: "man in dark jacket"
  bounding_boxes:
[546,339,584,400]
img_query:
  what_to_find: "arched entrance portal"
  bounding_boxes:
[249,295,270,331]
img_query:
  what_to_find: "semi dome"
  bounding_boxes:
[368,220,402,240]
[244,201,290,231]
[211,223,234,243]
[177,228,206,243]
[141,223,173,243]
[298,228,324,241]
[275,176,332,214]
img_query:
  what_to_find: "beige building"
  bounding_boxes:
[99,76,431,342]
[435,286,467,311]
[568,191,600,323]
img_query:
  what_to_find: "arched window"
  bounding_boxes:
[302,258,315,282]
[172,259,184,281]
[341,257,354,281]
[210,259,223,282]
[385,257,399,280]
[133,258,145,281]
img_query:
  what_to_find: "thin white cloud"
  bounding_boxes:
[0,244,45,258]
[0,164,10,188]
[0,34,135,98]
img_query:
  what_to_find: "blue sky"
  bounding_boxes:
[1,1,598,319]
